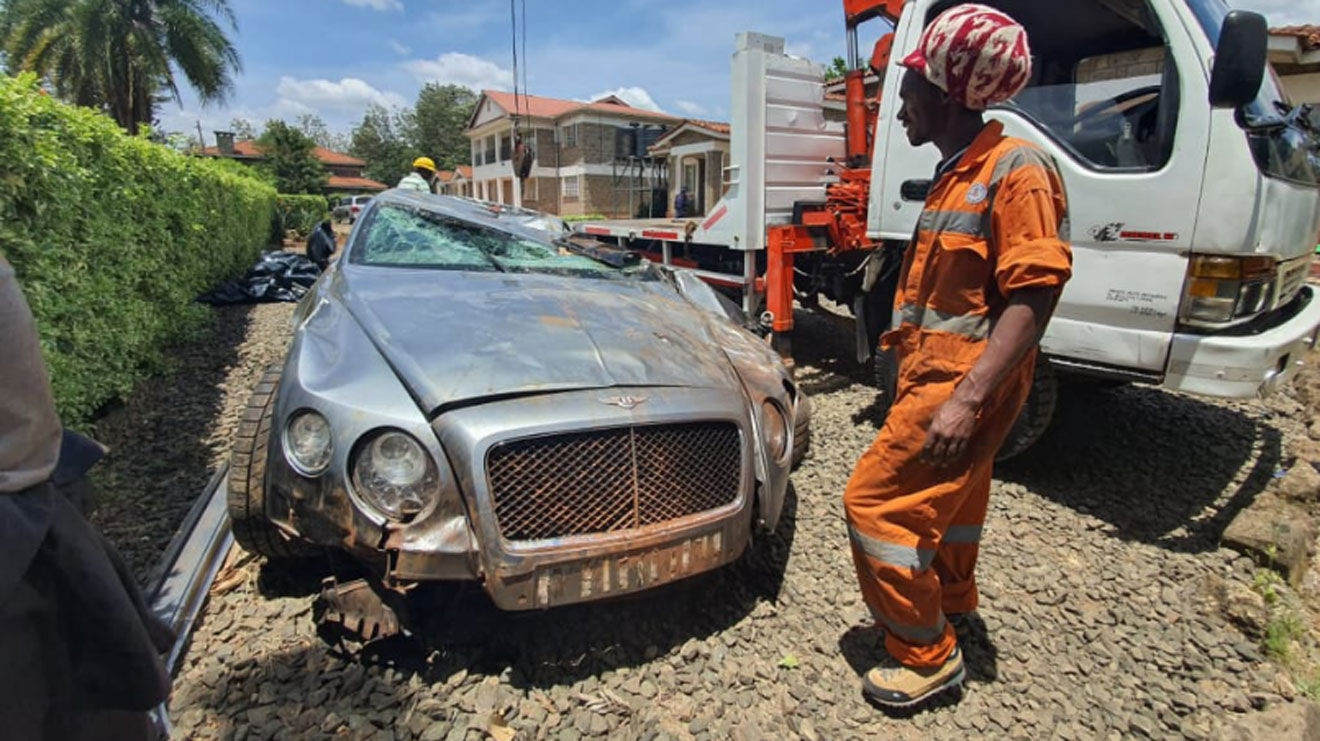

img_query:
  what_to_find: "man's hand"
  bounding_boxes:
[922,396,979,466]
[919,287,1058,468]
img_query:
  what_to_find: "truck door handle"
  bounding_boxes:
[901,179,931,201]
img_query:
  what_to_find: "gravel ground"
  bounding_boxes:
[155,301,1318,740]
[90,302,297,581]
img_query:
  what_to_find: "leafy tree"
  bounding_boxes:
[411,83,476,170]
[229,117,258,140]
[350,103,415,186]
[258,120,326,194]
[826,56,849,82]
[0,0,242,133]
[294,113,349,153]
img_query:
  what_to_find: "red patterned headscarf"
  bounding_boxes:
[900,4,1032,111]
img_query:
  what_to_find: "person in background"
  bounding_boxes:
[307,218,337,271]
[841,4,1072,710]
[398,157,437,193]
[674,185,691,218]
[0,255,173,740]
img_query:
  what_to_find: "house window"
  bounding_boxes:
[485,135,496,163]
[473,146,482,166]
[562,124,577,148]
[563,175,580,200]
[500,134,512,162]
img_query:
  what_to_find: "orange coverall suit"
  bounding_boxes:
[844,121,1072,668]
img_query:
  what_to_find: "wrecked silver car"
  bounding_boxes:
[228,190,809,610]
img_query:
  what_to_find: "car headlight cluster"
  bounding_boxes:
[351,430,441,520]
[285,411,333,475]
[285,411,444,521]
[761,401,789,461]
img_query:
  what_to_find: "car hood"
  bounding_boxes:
[332,266,743,414]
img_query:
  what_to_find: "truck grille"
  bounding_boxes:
[486,422,741,542]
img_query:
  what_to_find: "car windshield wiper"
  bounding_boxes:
[555,237,641,269]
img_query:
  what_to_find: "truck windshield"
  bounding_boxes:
[1186,0,1320,186]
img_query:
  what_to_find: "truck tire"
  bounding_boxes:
[228,365,317,559]
[791,392,812,469]
[872,349,1056,461]
[872,346,899,426]
[995,359,1058,462]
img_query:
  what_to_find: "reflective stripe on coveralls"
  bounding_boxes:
[843,120,1072,669]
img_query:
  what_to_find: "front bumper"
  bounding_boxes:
[1164,286,1320,398]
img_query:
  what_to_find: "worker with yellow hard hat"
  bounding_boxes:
[398,156,436,193]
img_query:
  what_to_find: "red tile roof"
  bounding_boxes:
[314,146,366,167]
[327,175,387,192]
[686,119,731,135]
[202,140,365,167]
[436,170,455,183]
[455,165,473,178]
[1274,26,1320,51]
[480,90,679,122]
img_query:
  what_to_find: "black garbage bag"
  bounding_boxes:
[197,251,322,306]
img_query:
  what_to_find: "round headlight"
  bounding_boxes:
[285,410,332,475]
[352,430,439,520]
[762,401,788,461]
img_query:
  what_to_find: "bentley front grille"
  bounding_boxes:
[486,422,742,542]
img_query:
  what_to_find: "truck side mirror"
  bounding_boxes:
[1209,10,1267,109]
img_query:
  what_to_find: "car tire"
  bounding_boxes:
[228,364,318,559]
[995,359,1058,462]
[791,392,812,469]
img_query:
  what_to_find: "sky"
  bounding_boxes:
[160,0,1320,145]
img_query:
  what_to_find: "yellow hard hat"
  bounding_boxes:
[413,156,436,173]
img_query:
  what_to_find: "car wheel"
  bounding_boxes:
[791,392,812,469]
[995,359,1058,462]
[228,364,318,559]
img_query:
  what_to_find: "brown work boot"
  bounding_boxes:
[862,646,965,709]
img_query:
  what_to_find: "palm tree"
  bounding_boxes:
[0,0,241,132]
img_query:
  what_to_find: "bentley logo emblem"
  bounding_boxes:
[600,395,648,409]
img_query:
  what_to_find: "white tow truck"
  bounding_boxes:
[576,0,1320,456]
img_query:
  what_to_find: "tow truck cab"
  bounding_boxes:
[870,0,1320,398]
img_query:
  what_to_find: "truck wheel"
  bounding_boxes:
[228,365,317,559]
[872,346,899,426]
[995,359,1058,462]
[791,392,812,469]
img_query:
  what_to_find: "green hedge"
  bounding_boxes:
[274,193,329,241]
[0,74,277,424]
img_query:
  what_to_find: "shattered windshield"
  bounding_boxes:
[351,203,653,279]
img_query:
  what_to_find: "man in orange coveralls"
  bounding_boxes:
[844,4,1073,709]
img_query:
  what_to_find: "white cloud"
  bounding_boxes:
[403,52,514,92]
[674,99,707,116]
[587,86,664,112]
[339,0,402,11]
[1233,0,1319,26]
[275,76,408,112]
[388,39,411,56]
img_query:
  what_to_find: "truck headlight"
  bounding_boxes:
[1183,256,1276,324]
[762,401,788,461]
[285,410,332,475]
[352,430,440,520]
